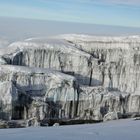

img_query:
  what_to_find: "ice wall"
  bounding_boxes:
[1,34,140,123]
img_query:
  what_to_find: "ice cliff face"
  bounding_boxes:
[1,39,96,86]
[1,34,140,124]
[58,34,140,93]
[0,65,78,120]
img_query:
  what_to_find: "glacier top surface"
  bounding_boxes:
[1,34,140,57]
[57,34,140,43]
[0,37,90,58]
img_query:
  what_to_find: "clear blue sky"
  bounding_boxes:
[0,0,140,27]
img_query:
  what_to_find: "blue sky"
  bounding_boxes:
[0,0,140,27]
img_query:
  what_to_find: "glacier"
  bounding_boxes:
[1,34,140,127]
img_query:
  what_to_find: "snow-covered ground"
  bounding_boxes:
[0,119,140,140]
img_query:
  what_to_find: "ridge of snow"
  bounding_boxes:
[56,34,140,43]
[0,65,76,82]
[4,38,91,58]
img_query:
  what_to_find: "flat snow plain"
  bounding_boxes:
[0,119,140,140]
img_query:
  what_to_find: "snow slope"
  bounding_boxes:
[0,119,140,140]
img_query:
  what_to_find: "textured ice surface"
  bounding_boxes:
[1,34,140,122]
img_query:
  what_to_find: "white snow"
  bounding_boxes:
[0,119,140,140]
[0,65,76,83]
[57,34,140,43]
[55,34,140,50]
